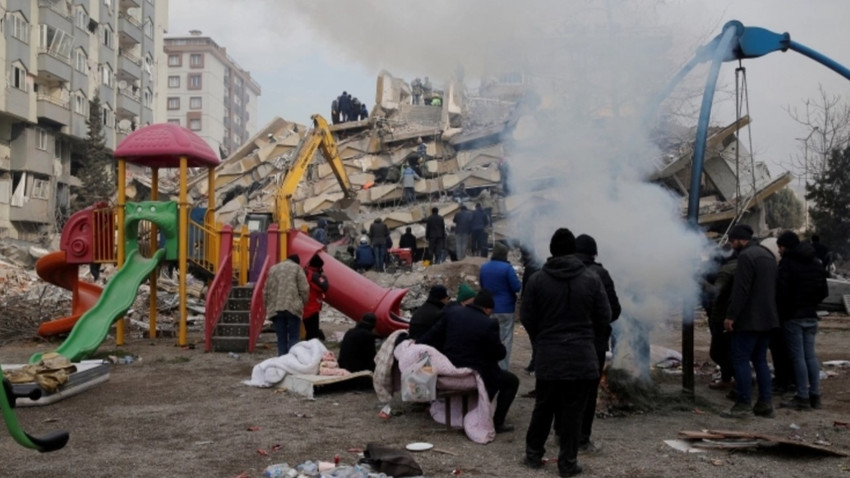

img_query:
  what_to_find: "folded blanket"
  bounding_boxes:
[243,339,329,387]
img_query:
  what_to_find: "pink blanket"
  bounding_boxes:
[394,340,495,444]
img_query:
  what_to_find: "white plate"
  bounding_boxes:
[405,442,434,452]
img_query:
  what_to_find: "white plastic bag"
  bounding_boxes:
[401,353,437,402]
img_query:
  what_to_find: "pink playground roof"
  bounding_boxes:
[114,123,221,168]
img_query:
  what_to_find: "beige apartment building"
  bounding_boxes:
[163,31,260,159]
[0,0,168,241]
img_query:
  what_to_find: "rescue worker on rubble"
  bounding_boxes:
[331,97,340,124]
[339,92,351,122]
[400,165,421,207]
[411,78,423,105]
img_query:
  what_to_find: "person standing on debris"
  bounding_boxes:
[331,97,340,125]
[480,242,522,370]
[303,254,330,341]
[411,78,423,105]
[419,289,520,434]
[417,137,427,161]
[369,218,390,272]
[263,254,310,356]
[723,224,779,418]
[338,313,378,373]
[446,225,458,262]
[498,158,510,195]
[521,228,611,477]
[408,285,450,340]
[470,203,490,257]
[311,219,328,245]
[453,204,473,260]
[425,207,446,264]
[351,97,362,120]
[775,231,829,411]
[400,164,421,206]
[354,237,375,272]
[574,234,621,454]
[359,103,369,121]
[399,226,417,253]
[707,246,737,393]
[339,92,351,122]
[422,77,433,104]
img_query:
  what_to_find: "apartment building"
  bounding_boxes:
[163,31,260,158]
[0,0,168,241]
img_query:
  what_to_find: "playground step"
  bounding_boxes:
[211,336,249,353]
[221,310,249,324]
[231,286,254,299]
[215,323,250,337]
[226,298,252,311]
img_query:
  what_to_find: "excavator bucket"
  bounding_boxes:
[324,197,360,222]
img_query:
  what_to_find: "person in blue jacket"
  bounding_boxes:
[354,237,375,272]
[479,242,522,370]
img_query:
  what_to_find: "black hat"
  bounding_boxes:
[575,234,598,256]
[473,289,495,309]
[308,254,324,268]
[549,228,576,256]
[776,230,800,249]
[287,254,300,265]
[728,224,754,241]
[359,313,377,329]
[428,285,449,301]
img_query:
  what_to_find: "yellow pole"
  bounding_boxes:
[149,167,159,340]
[239,225,249,285]
[208,167,216,269]
[178,157,188,346]
[116,159,126,345]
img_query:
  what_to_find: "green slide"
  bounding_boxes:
[30,248,166,364]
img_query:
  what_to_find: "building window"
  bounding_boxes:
[168,54,180,66]
[189,97,202,109]
[144,18,153,38]
[143,89,152,107]
[75,6,88,31]
[189,118,201,131]
[168,119,180,125]
[74,92,88,115]
[104,0,112,8]
[190,53,203,68]
[31,178,50,200]
[144,54,153,76]
[11,64,27,91]
[8,13,29,43]
[100,64,113,88]
[101,24,113,48]
[36,129,49,150]
[54,138,64,159]
[75,49,87,72]
[40,25,72,59]
[188,74,202,89]
[168,75,180,88]
[101,105,113,128]
[167,97,180,110]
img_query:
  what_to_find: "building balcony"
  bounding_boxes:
[118,13,142,45]
[38,2,73,30]
[37,49,72,82]
[37,94,71,126]
[117,51,142,80]
[120,0,141,10]
[116,88,140,116]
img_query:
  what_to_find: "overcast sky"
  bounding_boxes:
[169,0,850,182]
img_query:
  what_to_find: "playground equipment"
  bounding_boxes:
[658,20,850,394]
[1,368,68,452]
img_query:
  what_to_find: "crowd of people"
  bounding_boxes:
[330,91,369,124]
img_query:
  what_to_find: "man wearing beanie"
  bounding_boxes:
[408,285,450,340]
[521,228,611,477]
[263,254,310,356]
[574,233,621,454]
[479,242,522,370]
[456,282,477,305]
[723,223,779,418]
[775,230,829,410]
[419,289,520,434]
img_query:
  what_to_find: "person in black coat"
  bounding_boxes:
[521,228,611,477]
[419,289,519,433]
[338,313,378,373]
[573,233,621,453]
[408,285,449,340]
[776,231,829,410]
[425,207,446,264]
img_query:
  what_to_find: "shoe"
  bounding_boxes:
[722,402,751,418]
[495,423,516,433]
[578,441,601,454]
[522,456,544,470]
[559,463,583,477]
[709,380,734,390]
[753,401,775,418]
[810,394,822,410]
[779,395,812,411]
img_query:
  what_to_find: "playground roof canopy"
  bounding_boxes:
[114,123,221,168]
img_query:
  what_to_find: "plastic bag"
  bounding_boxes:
[401,353,436,402]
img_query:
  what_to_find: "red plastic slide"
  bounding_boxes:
[35,251,103,337]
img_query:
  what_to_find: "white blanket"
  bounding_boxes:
[243,339,329,387]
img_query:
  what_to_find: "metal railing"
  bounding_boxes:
[119,50,142,66]
[187,217,219,275]
[36,93,70,109]
[118,11,141,28]
[37,47,71,63]
[204,225,233,352]
[91,206,117,263]
[249,225,279,352]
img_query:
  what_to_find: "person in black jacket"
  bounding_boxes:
[338,313,378,373]
[425,207,446,264]
[419,289,519,433]
[775,231,829,410]
[521,228,611,477]
[520,246,541,375]
[723,224,779,418]
[408,285,449,340]
[574,233,621,454]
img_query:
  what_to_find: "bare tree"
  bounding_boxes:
[786,85,850,178]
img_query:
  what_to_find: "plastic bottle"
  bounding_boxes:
[296,460,319,476]
[263,463,291,478]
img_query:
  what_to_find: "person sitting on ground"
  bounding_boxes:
[419,289,520,434]
[408,285,450,340]
[453,282,477,308]
[354,237,375,272]
[338,313,378,373]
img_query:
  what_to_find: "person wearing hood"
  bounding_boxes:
[479,242,522,370]
[263,254,310,356]
[369,218,390,272]
[338,313,378,373]
[408,285,450,340]
[724,224,779,418]
[303,254,330,341]
[354,237,375,271]
[312,219,328,245]
[776,231,829,410]
[574,234,621,454]
[521,228,611,477]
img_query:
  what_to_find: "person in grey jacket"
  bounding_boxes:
[723,224,779,418]
[263,254,310,356]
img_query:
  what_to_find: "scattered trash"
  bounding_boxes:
[823,360,850,367]
[677,430,848,457]
[257,448,269,456]
[228,352,240,359]
[834,421,850,430]
[193,440,214,446]
[663,439,706,453]
[247,426,261,432]
[790,423,801,430]
[405,442,433,452]
[378,404,392,420]
[271,444,283,452]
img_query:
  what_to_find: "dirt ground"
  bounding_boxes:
[2,313,850,478]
